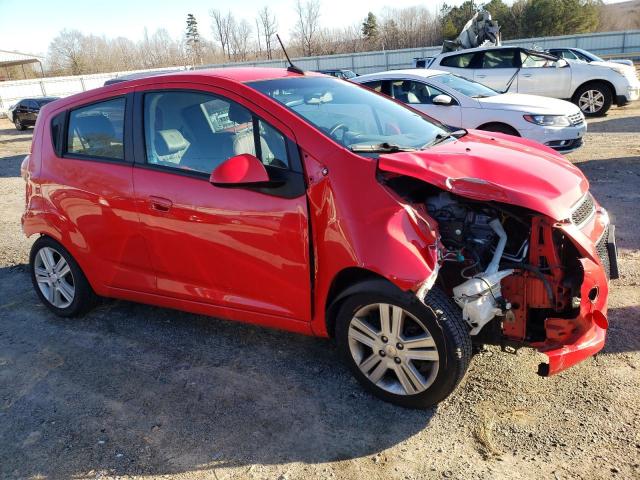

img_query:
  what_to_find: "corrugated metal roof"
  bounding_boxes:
[0,50,44,68]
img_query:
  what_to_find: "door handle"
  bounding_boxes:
[149,196,173,212]
[522,73,532,77]
[476,74,486,78]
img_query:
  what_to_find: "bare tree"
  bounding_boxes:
[258,6,278,59]
[231,19,252,61]
[293,0,321,56]
[210,9,233,60]
[47,29,85,75]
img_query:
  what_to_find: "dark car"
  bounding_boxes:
[9,97,59,131]
[316,69,358,80]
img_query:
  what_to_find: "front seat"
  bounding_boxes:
[228,103,275,162]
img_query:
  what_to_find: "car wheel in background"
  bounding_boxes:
[335,281,472,408]
[29,236,97,317]
[573,82,612,117]
[14,116,26,131]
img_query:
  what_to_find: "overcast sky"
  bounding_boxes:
[0,0,629,56]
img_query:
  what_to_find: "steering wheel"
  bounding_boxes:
[328,122,349,139]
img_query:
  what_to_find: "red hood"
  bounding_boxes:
[378,131,589,221]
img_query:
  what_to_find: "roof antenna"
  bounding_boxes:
[276,34,304,75]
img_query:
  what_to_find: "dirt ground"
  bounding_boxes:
[0,100,638,480]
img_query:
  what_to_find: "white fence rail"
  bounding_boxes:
[1,29,639,116]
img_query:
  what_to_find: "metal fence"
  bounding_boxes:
[1,29,639,116]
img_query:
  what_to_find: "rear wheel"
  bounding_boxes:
[30,236,97,317]
[573,82,612,117]
[335,281,472,408]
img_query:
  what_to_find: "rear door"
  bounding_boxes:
[47,94,156,292]
[517,51,572,98]
[437,51,479,81]
[473,48,520,92]
[131,85,312,322]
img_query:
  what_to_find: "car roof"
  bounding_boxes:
[110,67,320,86]
[354,69,451,81]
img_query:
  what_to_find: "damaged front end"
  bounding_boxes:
[382,174,617,377]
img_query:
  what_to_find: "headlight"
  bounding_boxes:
[523,114,571,127]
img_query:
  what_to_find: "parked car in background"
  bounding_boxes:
[548,47,634,67]
[413,57,435,68]
[22,68,616,408]
[353,69,586,153]
[315,69,357,79]
[8,97,59,130]
[427,45,640,116]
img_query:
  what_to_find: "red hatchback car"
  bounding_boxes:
[22,68,617,408]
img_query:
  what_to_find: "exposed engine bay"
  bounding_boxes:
[382,174,590,350]
[424,191,583,346]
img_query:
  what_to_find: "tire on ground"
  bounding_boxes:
[29,236,97,317]
[334,280,472,408]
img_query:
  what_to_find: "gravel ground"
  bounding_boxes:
[0,100,639,480]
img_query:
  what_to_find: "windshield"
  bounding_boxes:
[249,77,449,151]
[432,73,498,98]
[576,49,603,62]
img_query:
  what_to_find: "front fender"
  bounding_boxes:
[306,154,440,337]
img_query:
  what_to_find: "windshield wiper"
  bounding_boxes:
[349,142,418,153]
[424,129,467,148]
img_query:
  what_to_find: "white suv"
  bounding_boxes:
[427,46,640,117]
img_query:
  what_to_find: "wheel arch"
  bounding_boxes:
[571,79,616,102]
[476,122,521,136]
[325,268,402,338]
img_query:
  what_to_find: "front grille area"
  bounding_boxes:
[571,193,595,226]
[568,112,584,126]
[595,224,611,279]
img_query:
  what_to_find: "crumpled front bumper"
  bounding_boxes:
[537,257,609,376]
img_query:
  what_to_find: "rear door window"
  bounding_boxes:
[440,52,476,68]
[66,97,125,160]
[481,49,518,68]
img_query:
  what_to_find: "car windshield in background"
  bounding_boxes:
[434,74,499,98]
[35,98,57,107]
[249,77,448,152]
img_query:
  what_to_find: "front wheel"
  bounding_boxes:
[574,82,612,117]
[14,116,26,131]
[335,282,472,408]
[30,236,97,317]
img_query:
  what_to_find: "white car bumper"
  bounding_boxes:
[520,122,587,154]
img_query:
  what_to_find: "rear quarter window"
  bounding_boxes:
[66,97,126,160]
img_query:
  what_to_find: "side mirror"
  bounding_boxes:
[556,59,568,68]
[433,94,453,106]
[210,153,269,187]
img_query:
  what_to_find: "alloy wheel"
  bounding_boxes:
[14,118,22,129]
[34,246,75,308]
[578,90,605,114]
[347,303,439,396]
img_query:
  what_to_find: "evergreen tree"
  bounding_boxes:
[362,12,378,40]
[185,13,202,65]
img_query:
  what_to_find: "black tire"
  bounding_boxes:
[477,122,520,136]
[29,236,97,317]
[572,82,612,117]
[14,116,26,131]
[335,281,472,409]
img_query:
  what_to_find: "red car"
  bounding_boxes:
[21,68,617,408]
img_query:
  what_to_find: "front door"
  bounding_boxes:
[132,87,311,321]
[517,51,572,98]
[388,79,463,129]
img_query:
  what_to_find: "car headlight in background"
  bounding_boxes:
[523,114,571,127]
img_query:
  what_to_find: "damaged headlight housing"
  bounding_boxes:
[523,114,571,127]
